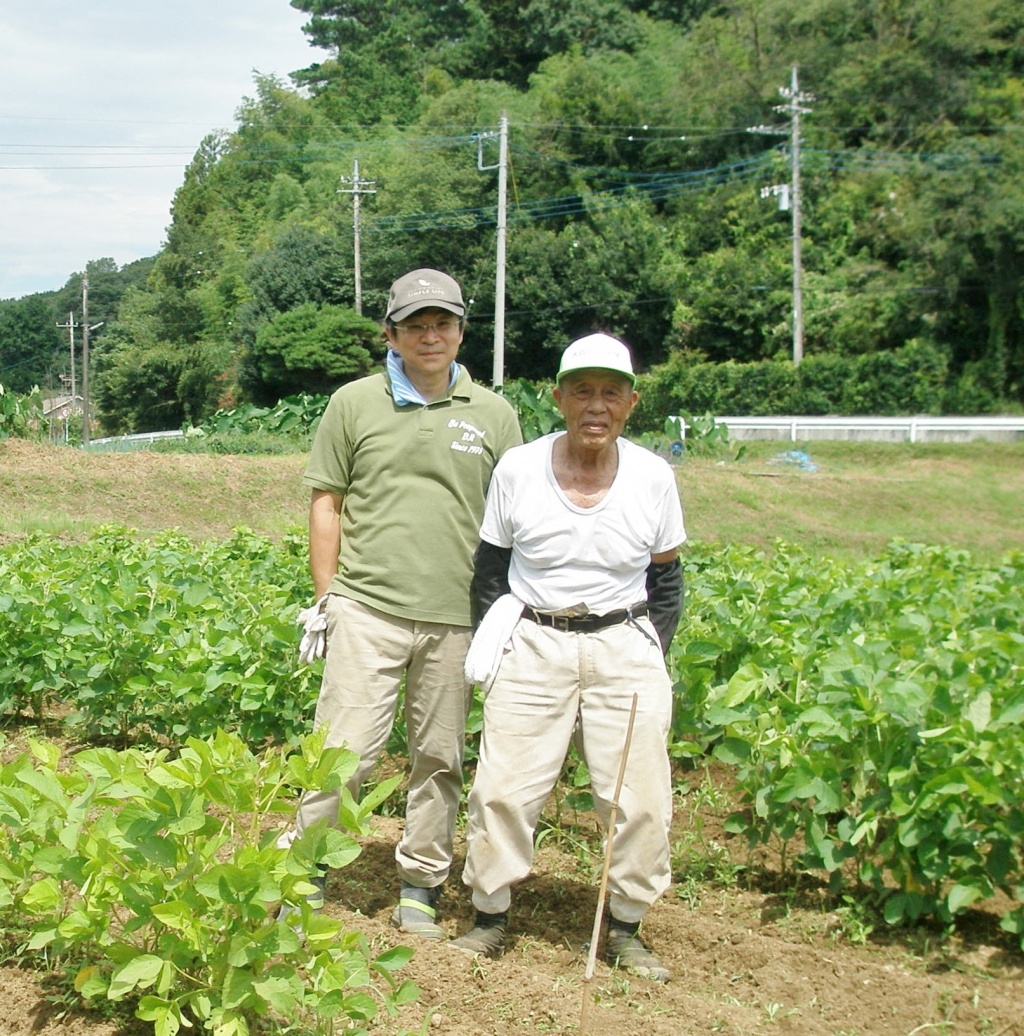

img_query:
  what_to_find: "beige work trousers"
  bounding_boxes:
[293,595,472,887]
[461,616,674,923]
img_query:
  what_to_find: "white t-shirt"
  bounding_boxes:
[479,432,686,615]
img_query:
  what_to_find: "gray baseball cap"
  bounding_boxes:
[386,269,465,323]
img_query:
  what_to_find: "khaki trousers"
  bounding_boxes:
[293,595,472,887]
[461,616,673,923]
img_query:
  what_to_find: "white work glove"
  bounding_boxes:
[297,595,329,665]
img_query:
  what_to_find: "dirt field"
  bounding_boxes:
[2,439,1022,1034]
[1,767,1020,1036]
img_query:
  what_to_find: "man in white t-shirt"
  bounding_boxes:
[451,333,685,982]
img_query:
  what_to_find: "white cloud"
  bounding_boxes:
[0,0,323,300]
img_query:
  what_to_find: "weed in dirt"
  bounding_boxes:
[830,894,877,947]
[671,771,747,909]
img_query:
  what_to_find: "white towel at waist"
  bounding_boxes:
[463,594,525,691]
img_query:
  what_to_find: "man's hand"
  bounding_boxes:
[298,596,329,664]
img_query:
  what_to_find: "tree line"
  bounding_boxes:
[1,0,1022,433]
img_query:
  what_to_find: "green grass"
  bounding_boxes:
[3,437,1022,564]
[679,439,1024,564]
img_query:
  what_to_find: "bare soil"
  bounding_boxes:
[1,766,1020,1036]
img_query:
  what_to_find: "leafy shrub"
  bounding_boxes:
[498,377,562,442]
[789,353,856,415]
[0,384,43,441]
[0,729,417,1035]
[0,527,318,747]
[840,340,948,414]
[670,540,1024,941]
[631,341,963,430]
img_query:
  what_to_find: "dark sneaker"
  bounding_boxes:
[390,883,446,940]
[277,867,327,924]
[605,923,670,982]
[451,911,508,959]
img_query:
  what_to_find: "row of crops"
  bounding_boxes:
[1,528,1022,1031]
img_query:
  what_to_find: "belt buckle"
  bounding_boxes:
[555,615,572,632]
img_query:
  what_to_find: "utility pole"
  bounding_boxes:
[56,311,78,398]
[477,114,509,388]
[78,276,104,448]
[750,64,814,365]
[776,65,813,365]
[81,276,91,448]
[337,159,376,315]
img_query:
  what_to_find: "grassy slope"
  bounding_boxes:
[2,438,1022,563]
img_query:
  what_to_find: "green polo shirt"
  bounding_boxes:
[303,366,522,626]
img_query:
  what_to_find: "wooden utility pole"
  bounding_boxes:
[337,159,376,315]
[56,311,78,398]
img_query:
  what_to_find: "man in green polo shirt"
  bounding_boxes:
[280,269,521,938]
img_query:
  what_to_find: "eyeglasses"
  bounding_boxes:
[394,318,462,336]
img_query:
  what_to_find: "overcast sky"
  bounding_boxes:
[0,0,324,301]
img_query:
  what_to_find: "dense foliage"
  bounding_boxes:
[1,0,1023,430]
[0,729,416,1034]
[2,528,1022,950]
[672,539,1024,942]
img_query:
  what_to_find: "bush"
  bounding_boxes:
[632,342,956,428]
[790,353,857,414]
[0,384,43,441]
[841,340,948,415]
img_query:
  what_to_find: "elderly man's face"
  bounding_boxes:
[554,370,638,451]
[385,306,464,382]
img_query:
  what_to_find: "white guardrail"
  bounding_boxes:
[698,416,1024,443]
[87,430,185,451]
[86,417,1024,450]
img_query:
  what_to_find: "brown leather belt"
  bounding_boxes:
[521,603,648,632]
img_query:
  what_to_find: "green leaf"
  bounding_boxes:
[22,877,60,912]
[26,928,58,950]
[720,663,764,707]
[221,966,255,1011]
[108,954,165,999]
[711,737,751,766]
[372,946,414,972]
[137,996,181,1036]
[252,968,303,1014]
[947,883,983,915]
[964,690,992,733]
[151,901,193,930]
[703,705,751,726]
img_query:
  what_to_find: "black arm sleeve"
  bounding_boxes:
[470,540,512,628]
[645,557,684,656]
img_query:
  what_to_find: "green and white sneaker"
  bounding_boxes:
[390,883,446,940]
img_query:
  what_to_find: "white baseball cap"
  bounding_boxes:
[556,333,636,386]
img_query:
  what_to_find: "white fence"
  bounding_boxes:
[85,417,1024,450]
[702,416,1024,443]
[87,430,185,451]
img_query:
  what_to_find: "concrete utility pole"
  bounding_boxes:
[337,159,376,315]
[81,277,91,448]
[751,65,814,366]
[56,311,78,398]
[79,277,104,449]
[477,113,509,388]
[775,65,814,366]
